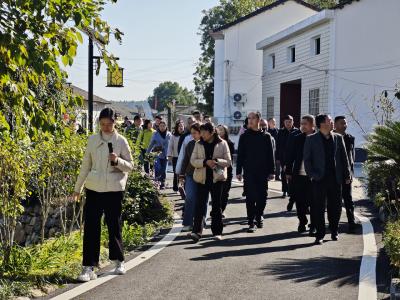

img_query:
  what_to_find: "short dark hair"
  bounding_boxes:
[133,115,141,121]
[315,114,329,129]
[192,110,200,115]
[203,115,210,119]
[267,117,275,122]
[283,115,293,121]
[155,115,162,120]
[190,123,201,133]
[334,115,346,123]
[302,115,315,126]
[200,122,215,133]
[99,108,116,122]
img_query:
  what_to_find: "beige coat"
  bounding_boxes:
[74,131,134,193]
[190,137,231,184]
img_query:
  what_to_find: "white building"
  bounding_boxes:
[257,0,400,147]
[211,0,320,130]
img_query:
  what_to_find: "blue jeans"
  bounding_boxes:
[155,158,167,184]
[183,175,208,227]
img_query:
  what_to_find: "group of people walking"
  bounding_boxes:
[71,106,357,282]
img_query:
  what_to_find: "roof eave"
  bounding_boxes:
[256,9,334,50]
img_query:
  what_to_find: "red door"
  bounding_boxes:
[280,80,301,127]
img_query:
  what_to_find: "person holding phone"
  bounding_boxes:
[72,108,134,282]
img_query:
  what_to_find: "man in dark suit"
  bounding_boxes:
[334,116,357,232]
[303,114,351,245]
[285,115,316,234]
[276,115,299,198]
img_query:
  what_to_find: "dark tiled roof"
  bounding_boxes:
[333,0,361,9]
[70,85,111,104]
[213,0,321,33]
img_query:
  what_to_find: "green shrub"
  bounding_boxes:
[123,171,173,225]
[384,220,400,271]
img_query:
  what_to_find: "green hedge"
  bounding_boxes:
[383,220,400,272]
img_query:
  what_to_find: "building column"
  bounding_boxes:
[212,32,225,125]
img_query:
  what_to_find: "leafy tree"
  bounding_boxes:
[148,81,196,111]
[194,0,337,113]
[0,0,122,138]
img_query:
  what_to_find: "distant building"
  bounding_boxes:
[71,85,111,131]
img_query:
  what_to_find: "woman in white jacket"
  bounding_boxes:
[72,108,134,282]
[167,120,184,192]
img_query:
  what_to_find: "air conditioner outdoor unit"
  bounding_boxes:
[232,93,247,106]
[232,110,246,121]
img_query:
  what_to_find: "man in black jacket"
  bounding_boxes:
[334,116,357,232]
[276,115,299,198]
[267,118,280,180]
[304,114,351,245]
[236,112,275,233]
[285,115,316,234]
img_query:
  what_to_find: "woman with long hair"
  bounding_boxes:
[217,125,235,216]
[72,108,134,282]
[167,120,185,192]
[147,120,171,189]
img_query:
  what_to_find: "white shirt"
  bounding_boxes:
[175,134,193,175]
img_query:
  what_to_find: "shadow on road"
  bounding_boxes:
[261,256,361,287]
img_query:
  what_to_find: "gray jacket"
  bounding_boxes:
[303,132,351,184]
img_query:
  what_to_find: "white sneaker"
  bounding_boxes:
[214,235,222,241]
[114,261,126,275]
[77,266,97,282]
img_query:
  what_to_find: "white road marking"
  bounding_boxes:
[50,215,183,300]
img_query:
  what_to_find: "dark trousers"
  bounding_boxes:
[342,182,355,224]
[83,189,124,267]
[172,157,179,191]
[311,176,342,240]
[155,158,167,184]
[244,175,268,225]
[293,175,313,226]
[221,169,233,212]
[140,149,150,174]
[193,182,224,236]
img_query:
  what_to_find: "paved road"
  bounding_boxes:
[67,178,367,300]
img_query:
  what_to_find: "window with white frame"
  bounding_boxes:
[309,89,320,116]
[288,46,296,63]
[311,36,321,56]
[266,97,274,119]
[267,54,275,70]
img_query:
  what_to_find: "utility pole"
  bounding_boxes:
[88,38,94,133]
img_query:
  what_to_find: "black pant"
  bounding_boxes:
[83,189,124,267]
[293,175,312,226]
[244,174,268,225]
[141,149,150,174]
[311,176,342,240]
[221,169,233,212]
[193,182,224,236]
[172,157,179,191]
[342,182,355,224]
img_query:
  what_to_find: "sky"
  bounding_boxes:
[65,0,219,102]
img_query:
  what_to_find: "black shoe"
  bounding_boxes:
[282,192,287,199]
[314,238,323,245]
[188,232,201,243]
[309,227,316,237]
[348,222,359,233]
[287,200,294,211]
[242,191,246,197]
[331,233,339,241]
[298,224,307,233]
[247,224,257,233]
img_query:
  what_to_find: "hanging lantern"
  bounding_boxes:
[106,67,124,87]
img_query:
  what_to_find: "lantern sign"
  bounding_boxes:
[106,67,124,87]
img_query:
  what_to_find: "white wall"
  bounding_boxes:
[214,0,317,125]
[261,21,331,125]
[333,0,400,146]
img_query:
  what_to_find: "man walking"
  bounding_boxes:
[236,112,275,233]
[276,115,299,198]
[285,115,316,234]
[334,116,357,232]
[303,114,351,245]
[267,118,280,180]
